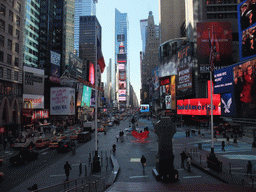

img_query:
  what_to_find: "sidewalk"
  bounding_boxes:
[181,128,256,191]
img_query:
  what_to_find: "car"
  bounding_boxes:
[57,140,73,153]
[56,134,67,140]
[98,126,106,132]
[77,132,91,142]
[108,121,113,127]
[49,138,61,148]
[70,133,78,140]
[9,149,39,165]
[35,138,50,148]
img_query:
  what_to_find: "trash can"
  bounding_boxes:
[198,143,202,150]
[72,147,76,155]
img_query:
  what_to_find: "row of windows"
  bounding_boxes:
[0,67,19,81]
[0,19,21,37]
[0,82,22,95]
[0,4,21,25]
[207,13,237,19]
[0,51,19,66]
[207,0,237,4]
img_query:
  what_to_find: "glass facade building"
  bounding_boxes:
[74,0,97,56]
[24,0,40,68]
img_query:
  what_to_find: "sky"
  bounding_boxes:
[96,0,159,103]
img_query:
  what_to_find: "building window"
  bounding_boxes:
[7,54,12,65]
[7,69,11,79]
[8,24,13,35]
[0,67,3,78]
[14,57,18,66]
[16,29,20,39]
[0,35,4,47]
[0,19,5,31]
[16,15,20,26]
[7,39,12,50]
[0,4,6,16]
[10,0,14,7]
[14,71,18,81]
[0,51,3,62]
[9,10,13,21]
[16,2,21,13]
[15,43,19,53]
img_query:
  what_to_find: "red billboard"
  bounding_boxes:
[89,62,95,85]
[177,81,221,115]
[197,22,232,71]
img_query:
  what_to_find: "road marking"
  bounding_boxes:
[231,167,244,170]
[49,174,66,177]
[130,158,141,162]
[183,176,202,179]
[129,175,148,178]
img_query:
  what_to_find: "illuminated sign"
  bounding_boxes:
[119,81,126,89]
[159,76,170,86]
[89,62,95,85]
[177,81,221,115]
[119,64,125,71]
[140,104,149,112]
[81,85,92,107]
[119,90,126,97]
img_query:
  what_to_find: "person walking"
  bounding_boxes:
[64,161,72,181]
[116,134,119,142]
[140,155,146,174]
[79,163,82,176]
[180,151,187,168]
[247,160,252,176]
[112,144,116,155]
[131,116,136,131]
[222,141,225,152]
[187,155,191,172]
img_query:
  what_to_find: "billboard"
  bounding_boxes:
[197,22,232,72]
[140,104,149,112]
[89,62,95,85]
[76,83,83,106]
[165,95,172,109]
[171,76,176,110]
[177,81,221,115]
[81,85,92,107]
[152,67,159,91]
[119,90,126,97]
[119,71,126,80]
[90,89,95,106]
[117,54,127,63]
[50,87,75,115]
[119,81,126,89]
[238,1,256,61]
[23,94,44,109]
[119,64,126,71]
[50,51,61,83]
[69,52,84,79]
[177,44,193,96]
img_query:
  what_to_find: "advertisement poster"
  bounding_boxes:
[50,51,61,83]
[23,94,44,109]
[76,83,83,107]
[69,52,84,78]
[89,62,95,85]
[238,0,256,61]
[119,71,126,80]
[119,64,126,71]
[165,95,172,109]
[171,76,176,110]
[214,65,234,94]
[50,87,75,115]
[221,92,234,117]
[119,90,126,97]
[90,89,95,106]
[152,67,159,91]
[119,81,126,89]
[81,85,92,107]
[197,22,232,70]
[140,104,149,112]
[177,44,193,96]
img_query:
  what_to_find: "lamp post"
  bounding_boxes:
[92,25,100,173]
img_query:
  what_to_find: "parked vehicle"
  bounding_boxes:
[35,138,50,148]
[9,149,39,165]
[77,132,91,142]
[97,125,105,132]
[57,140,73,153]
[70,133,78,140]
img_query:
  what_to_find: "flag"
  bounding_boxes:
[208,25,220,72]
[97,38,105,73]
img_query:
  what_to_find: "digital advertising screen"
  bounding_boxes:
[196,22,233,72]
[119,90,126,97]
[89,62,95,85]
[119,64,126,71]
[90,89,95,107]
[140,104,150,112]
[81,85,92,107]
[119,81,126,89]
[238,0,256,61]
[50,51,61,83]
[119,71,126,80]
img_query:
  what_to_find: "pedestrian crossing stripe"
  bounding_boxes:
[130,158,141,162]
[222,155,256,160]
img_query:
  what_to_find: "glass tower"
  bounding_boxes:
[24,0,40,68]
[140,19,148,57]
[74,0,97,56]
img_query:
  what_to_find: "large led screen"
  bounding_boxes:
[140,104,150,112]
[119,64,126,71]
[81,85,92,107]
[89,62,95,85]
[119,90,126,97]
[119,81,126,89]
[197,22,232,71]
[238,0,256,61]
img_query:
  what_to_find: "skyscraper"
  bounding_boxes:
[115,8,128,109]
[140,19,148,57]
[74,0,97,56]
[23,0,40,68]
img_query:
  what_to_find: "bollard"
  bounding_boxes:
[229,163,231,174]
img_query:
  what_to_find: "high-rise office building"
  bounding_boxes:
[0,1,24,129]
[115,9,128,109]
[74,0,97,56]
[141,11,160,104]
[23,0,40,68]
[140,19,148,57]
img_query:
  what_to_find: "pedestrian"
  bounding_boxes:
[64,161,72,181]
[131,116,136,131]
[116,134,119,142]
[180,151,187,168]
[140,155,146,174]
[187,155,191,172]
[185,130,188,137]
[221,141,225,152]
[79,163,82,176]
[112,144,116,155]
[247,160,252,176]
